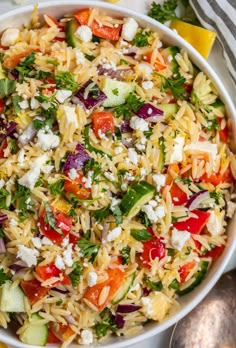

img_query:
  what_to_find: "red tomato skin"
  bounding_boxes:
[0,99,4,114]
[170,182,188,206]
[21,279,48,305]
[204,245,225,259]
[92,111,115,138]
[179,261,196,283]
[0,139,7,158]
[140,228,166,269]
[64,172,91,200]
[173,210,210,235]
[39,208,72,244]
[47,328,61,344]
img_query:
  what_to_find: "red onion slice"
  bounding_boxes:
[136,103,163,121]
[0,238,5,254]
[0,214,8,223]
[114,314,125,329]
[63,144,91,172]
[186,190,210,211]
[117,304,141,313]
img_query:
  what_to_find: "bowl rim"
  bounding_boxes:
[0,1,236,347]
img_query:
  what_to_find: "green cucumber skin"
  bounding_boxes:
[66,20,79,48]
[120,181,155,218]
[101,78,136,108]
[161,46,179,74]
[0,281,26,313]
[112,272,136,304]
[19,313,49,346]
[158,103,178,121]
[176,261,209,296]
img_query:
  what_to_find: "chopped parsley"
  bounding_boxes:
[15,52,36,80]
[69,261,83,287]
[12,182,32,219]
[84,125,112,159]
[133,29,151,47]
[44,202,63,235]
[78,238,100,263]
[144,275,163,291]
[0,269,9,285]
[130,229,152,242]
[148,0,178,23]
[9,138,19,154]
[210,190,223,205]
[83,158,101,181]
[49,179,65,195]
[112,88,119,96]
[56,299,63,306]
[55,71,79,91]
[94,308,117,338]
[120,246,131,265]
[93,205,110,222]
[12,95,21,114]
[169,278,179,290]
[114,92,144,119]
[46,59,59,66]
[112,205,123,225]
[0,188,10,210]
[155,72,186,100]
[119,59,128,65]
[138,211,152,227]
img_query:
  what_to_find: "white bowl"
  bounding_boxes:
[0,2,236,347]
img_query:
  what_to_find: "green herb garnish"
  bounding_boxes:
[55,71,79,91]
[69,261,83,287]
[49,179,64,195]
[155,72,186,100]
[130,229,152,242]
[44,202,63,235]
[144,275,163,291]
[120,246,131,265]
[148,0,178,23]
[133,29,151,47]
[114,92,144,119]
[0,269,9,285]
[78,238,100,262]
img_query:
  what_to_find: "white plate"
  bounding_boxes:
[0,2,235,348]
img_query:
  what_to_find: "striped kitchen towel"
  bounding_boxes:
[190,0,236,84]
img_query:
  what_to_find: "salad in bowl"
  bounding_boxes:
[0,2,235,347]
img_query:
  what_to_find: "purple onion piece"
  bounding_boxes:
[72,80,107,110]
[0,238,5,254]
[114,314,125,329]
[121,120,132,133]
[0,121,17,143]
[136,103,163,121]
[0,214,8,224]
[63,144,91,172]
[97,66,131,81]
[186,190,209,210]
[8,70,19,80]
[142,287,151,297]
[122,138,134,148]
[65,315,76,325]
[117,304,141,313]
[10,259,28,272]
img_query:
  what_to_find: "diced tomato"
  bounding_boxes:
[204,245,225,259]
[0,139,7,158]
[83,268,124,312]
[21,279,48,305]
[3,49,40,70]
[140,228,166,269]
[74,9,121,41]
[178,261,196,283]
[144,51,167,71]
[200,166,234,186]
[183,83,193,94]
[47,328,61,344]
[216,117,228,143]
[170,182,188,206]
[59,325,75,341]
[39,207,73,244]
[64,172,91,200]
[173,209,210,234]
[46,15,64,31]
[69,233,80,245]
[92,111,115,138]
[41,78,56,95]
[0,99,4,114]
[35,262,71,287]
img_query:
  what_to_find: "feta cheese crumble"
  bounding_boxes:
[87,272,98,287]
[107,227,122,242]
[128,148,139,165]
[206,209,224,236]
[130,116,149,132]
[1,28,20,47]
[36,128,60,151]
[152,174,166,191]
[142,203,165,223]
[79,329,93,345]
[55,255,65,270]
[121,17,139,42]
[68,168,78,180]
[55,90,72,104]
[17,245,39,267]
[171,228,191,251]
[170,135,185,164]
[142,80,154,90]
[75,25,92,43]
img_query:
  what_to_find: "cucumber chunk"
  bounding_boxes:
[19,313,48,346]
[158,103,178,121]
[211,99,226,114]
[161,46,179,74]
[0,281,25,312]
[112,272,135,304]
[176,261,209,296]
[66,20,80,48]
[101,77,136,107]
[120,181,155,218]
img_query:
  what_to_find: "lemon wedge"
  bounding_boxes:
[0,343,8,348]
[170,19,216,59]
